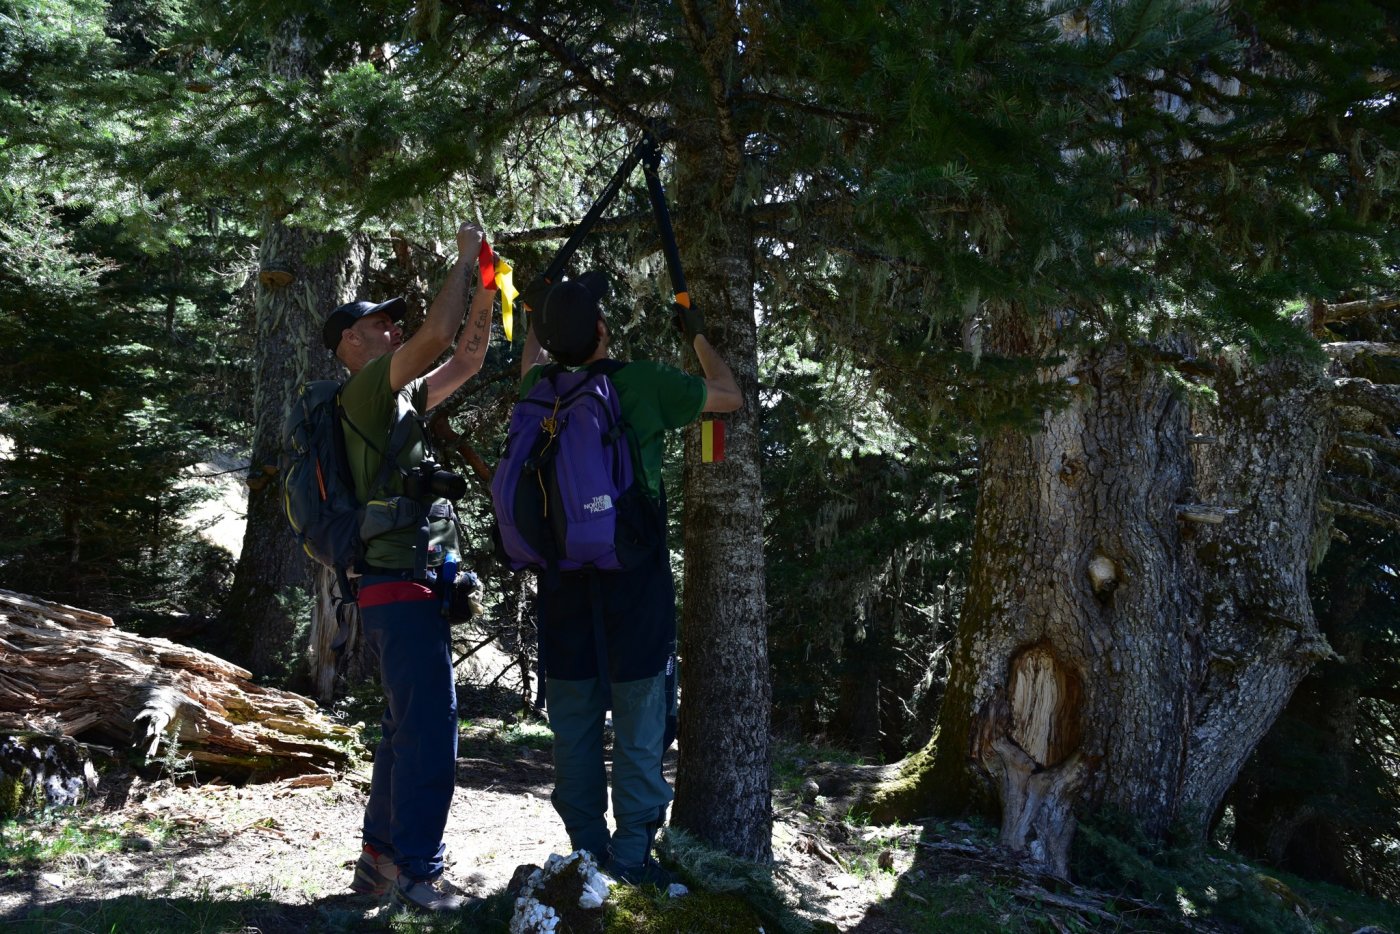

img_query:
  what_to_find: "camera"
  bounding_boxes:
[405,459,467,501]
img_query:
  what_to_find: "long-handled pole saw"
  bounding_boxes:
[493,130,724,460]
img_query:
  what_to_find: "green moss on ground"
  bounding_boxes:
[862,738,937,823]
[606,886,768,933]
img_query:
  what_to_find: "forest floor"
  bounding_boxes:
[3,687,1400,934]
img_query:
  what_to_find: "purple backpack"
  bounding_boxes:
[492,361,662,575]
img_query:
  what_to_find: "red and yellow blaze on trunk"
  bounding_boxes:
[701,419,725,463]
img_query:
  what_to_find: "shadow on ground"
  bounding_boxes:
[0,887,517,934]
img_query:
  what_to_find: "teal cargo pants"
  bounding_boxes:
[547,673,673,865]
[538,560,677,867]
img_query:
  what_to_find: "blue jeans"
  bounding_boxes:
[359,573,457,881]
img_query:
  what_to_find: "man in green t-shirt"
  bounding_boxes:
[326,221,495,913]
[519,271,742,884]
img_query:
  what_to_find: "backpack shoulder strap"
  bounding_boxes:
[582,359,635,454]
[329,385,355,491]
[586,359,627,378]
[340,391,419,498]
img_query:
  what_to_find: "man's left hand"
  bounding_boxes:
[671,301,706,343]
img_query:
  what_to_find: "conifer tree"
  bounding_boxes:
[756,0,1400,876]
[0,0,242,617]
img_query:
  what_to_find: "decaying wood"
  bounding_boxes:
[1337,430,1400,460]
[1322,340,1400,367]
[1175,503,1240,524]
[1314,294,1400,328]
[0,589,359,780]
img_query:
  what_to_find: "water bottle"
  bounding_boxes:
[440,550,458,617]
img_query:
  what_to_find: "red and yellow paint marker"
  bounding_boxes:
[700,419,725,463]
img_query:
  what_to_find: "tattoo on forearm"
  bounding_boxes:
[463,304,489,353]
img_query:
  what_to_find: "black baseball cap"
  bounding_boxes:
[323,297,407,351]
[527,271,608,366]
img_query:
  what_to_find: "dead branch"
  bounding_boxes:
[734,90,878,127]
[1337,430,1400,460]
[457,0,653,133]
[497,200,810,248]
[1330,445,1400,491]
[1012,887,1119,923]
[1332,377,1400,424]
[0,590,358,781]
[1175,504,1240,524]
[430,413,493,485]
[1315,295,1400,327]
[496,211,653,246]
[1324,498,1400,533]
[1324,341,1400,369]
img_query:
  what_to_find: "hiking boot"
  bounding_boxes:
[603,856,675,888]
[393,874,468,913]
[349,844,398,896]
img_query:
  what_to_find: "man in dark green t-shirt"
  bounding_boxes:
[326,222,495,913]
[519,271,742,884]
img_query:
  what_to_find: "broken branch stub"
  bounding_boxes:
[977,644,1089,877]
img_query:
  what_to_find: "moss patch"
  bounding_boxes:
[0,772,32,820]
[605,886,768,933]
[862,737,937,823]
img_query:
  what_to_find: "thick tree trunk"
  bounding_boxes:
[889,322,1334,876]
[671,145,772,860]
[225,220,366,679]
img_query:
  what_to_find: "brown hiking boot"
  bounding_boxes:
[349,844,398,896]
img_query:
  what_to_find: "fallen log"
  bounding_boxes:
[0,589,360,783]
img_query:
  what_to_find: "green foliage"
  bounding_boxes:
[762,328,974,757]
[1231,517,1400,899]
[500,720,554,751]
[605,886,768,933]
[0,810,173,876]
[1072,812,1400,933]
[15,893,247,934]
[0,0,247,617]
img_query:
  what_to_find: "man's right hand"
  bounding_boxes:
[456,222,484,262]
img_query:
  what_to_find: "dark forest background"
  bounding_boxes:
[2,0,1397,917]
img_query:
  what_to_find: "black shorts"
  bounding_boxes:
[537,559,676,682]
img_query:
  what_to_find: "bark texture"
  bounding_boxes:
[0,589,357,780]
[671,130,772,859]
[915,325,1334,875]
[225,220,366,679]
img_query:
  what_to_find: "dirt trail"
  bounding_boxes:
[0,721,912,933]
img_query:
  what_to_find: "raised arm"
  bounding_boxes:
[520,307,547,379]
[694,334,742,413]
[424,277,495,409]
[389,222,482,392]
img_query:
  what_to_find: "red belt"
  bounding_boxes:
[359,580,436,607]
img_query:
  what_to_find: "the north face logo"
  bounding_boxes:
[583,495,613,514]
